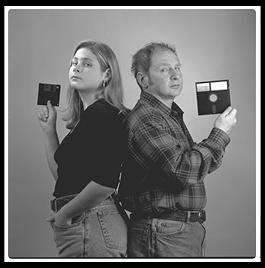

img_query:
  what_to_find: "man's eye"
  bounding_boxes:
[175,64,182,71]
[161,68,169,72]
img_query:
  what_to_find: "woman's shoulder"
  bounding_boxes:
[82,99,126,128]
[82,99,116,116]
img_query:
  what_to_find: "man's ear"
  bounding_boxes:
[136,72,149,89]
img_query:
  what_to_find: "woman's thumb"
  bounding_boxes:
[47,100,52,108]
[47,100,56,114]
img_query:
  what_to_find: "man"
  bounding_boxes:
[118,42,237,257]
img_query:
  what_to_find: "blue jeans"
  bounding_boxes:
[128,218,206,257]
[50,197,128,257]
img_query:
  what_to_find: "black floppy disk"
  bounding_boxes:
[37,83,60,106]
[195,79,231,115]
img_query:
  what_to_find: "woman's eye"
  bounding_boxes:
[71,60,78,66]
[83,63,92,67]
[70,59,92,68]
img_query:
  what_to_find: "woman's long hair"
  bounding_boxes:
[63,40,128,129]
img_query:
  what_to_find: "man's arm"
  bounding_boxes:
[131,113,231,187]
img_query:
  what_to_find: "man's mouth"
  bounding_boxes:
[170,84,180,88]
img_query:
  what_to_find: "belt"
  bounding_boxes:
[131,209,206,223]
[50,194,117,213]
[50,194,77,212]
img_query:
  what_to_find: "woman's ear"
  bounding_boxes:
[136,72,149,90]
[103,68,111,83]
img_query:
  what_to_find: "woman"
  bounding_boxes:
[37,40,129,257]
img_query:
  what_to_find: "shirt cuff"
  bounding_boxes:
[208,127,231,148]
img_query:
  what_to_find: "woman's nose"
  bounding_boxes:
[73,63,82,73]
[73,66,80,73]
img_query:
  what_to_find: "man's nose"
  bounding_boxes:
[170,69,181,80]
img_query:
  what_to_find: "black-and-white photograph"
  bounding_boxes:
[5,6,260,261]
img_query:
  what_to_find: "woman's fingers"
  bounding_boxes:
[37,108,48,122]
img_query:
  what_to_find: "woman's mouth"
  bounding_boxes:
[71,75,81,80]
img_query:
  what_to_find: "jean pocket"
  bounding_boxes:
[158,220,186,235]
[52,213,85,230]
[97,210,127,250]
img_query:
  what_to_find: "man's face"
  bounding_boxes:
[147,48,183,100]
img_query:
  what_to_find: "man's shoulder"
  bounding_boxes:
[129,101,152,117]
[126,101,165,128]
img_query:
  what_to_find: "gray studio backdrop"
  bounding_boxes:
[8,8,256,258]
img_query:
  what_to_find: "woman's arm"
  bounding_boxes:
[37,100,59,181]
[53,181,115,225]
[42,130,59,181]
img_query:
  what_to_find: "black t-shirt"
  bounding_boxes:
[53,99,127,198]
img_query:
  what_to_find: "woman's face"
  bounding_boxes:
[69,47,105,91]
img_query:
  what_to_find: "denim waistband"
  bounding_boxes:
[130,209,206,223]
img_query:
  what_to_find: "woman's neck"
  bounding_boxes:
[78,90,101,110]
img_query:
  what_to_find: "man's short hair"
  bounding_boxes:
[131,42,178,79]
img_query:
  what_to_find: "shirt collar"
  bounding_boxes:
[80,98,111,119]
[140,91,184,117]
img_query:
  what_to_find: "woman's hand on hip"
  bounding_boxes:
[46,211,72,227]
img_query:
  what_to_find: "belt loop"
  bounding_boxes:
[55,200,57,212]
[51,198,57,212]
[53,199,57,212]
[187,211,191,221]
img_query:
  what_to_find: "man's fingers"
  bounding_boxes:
[225,108,237,118]
[229,108,237,117]
[222,106,233,116]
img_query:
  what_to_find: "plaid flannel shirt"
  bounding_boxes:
[118,91,231,214]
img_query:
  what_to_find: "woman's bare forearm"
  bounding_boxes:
[42,130,59,181]
[57,181,115,219]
